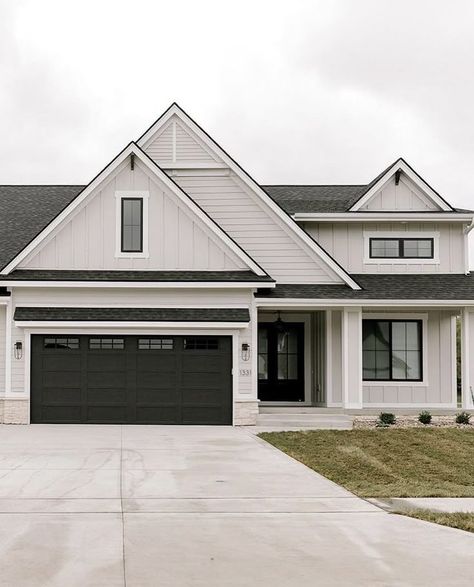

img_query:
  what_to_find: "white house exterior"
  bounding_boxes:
[0,103,473,425]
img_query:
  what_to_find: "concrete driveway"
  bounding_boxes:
[0,425,472,586]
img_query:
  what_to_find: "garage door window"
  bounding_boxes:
[184,338,218,350]
[89,338,125,350]
[138,338,174,350]
[44,337,79,350]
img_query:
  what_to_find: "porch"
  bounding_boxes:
[255,303,474,416]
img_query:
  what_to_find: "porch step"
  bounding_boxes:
[255,412,353,430]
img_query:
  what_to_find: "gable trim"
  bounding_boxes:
[137,103,361,290]
[2,143,267,277]
[349,158,454,212]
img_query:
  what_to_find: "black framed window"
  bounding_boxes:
[183,338,218,350]
[369,238,434,259]
[121,198,143,253]
[363,320,422,381]
[138,338,174,350]
[44,337,79,350]
[89,338,124,350]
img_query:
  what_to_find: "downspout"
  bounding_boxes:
[463,218,474,275]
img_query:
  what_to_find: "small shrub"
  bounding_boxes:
[455,411,471,425]
[418,411,432,425]
[378,412,396,426]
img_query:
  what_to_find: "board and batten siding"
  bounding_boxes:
[303,222,465,273]
[20,159,247,272]
[359,175,439,211]
[8,287,255,399]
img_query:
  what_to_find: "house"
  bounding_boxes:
[0,102,473,426]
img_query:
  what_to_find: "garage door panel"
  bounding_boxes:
[31,334,232,425]
[136,388,179,403]
[40,405,82,423]
[86,406,127,422]
[41,372,82,388]
[137,372,177,389]
[87,355,127,371]
[41,388,82,403]
[86,388,127,403]
[40,355,81,371]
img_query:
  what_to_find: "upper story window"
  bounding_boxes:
[121,198,143,253]
[369,238,434,259]
[115,191,149,258]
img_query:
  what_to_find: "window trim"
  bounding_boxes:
[362,313,428,386]
[115,191,149,258]
[121,197,143,253]
[363,232,439,265]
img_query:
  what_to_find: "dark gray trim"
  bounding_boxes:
[14,307,250,322]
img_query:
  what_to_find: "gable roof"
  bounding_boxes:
[1,143,268,277]
[137,103,361,290]
[348,158,454,212]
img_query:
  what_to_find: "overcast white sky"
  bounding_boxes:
[1,0,474,215]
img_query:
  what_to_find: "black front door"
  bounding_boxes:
[258,322,305,402]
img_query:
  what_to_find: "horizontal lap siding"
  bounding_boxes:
[175,174,340,284]
[305,222,465,273]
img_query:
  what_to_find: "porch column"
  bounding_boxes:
[461,308,474,409]
[341,306,363,409]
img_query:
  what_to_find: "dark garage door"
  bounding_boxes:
[31,335,232,424]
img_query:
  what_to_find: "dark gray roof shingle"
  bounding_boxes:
[0,185,84,270]
[255,274,474,300]
[261,185,365,213]
[3,269,274,282]
[14,307,250,322]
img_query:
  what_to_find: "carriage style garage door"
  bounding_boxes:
[31,335,232,425]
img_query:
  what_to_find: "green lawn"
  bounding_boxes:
[259,429,474,497]
[394,510,474,533]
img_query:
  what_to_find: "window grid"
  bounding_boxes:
[121,197,143,253]
[44,337,79,350]
[138,338,174,350]
[89,338,125,350]
[369,238,434,259]
[183,338,218,350]
[362,320,422,382]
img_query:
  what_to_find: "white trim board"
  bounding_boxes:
[293,212,473,222]
[136,103,361,290]
[255,299,472,308]
[1,281,273,289]
[15,320,250,329]
[1,143,266,278]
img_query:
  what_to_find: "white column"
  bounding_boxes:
[461,308,474,409]
[4,298,12,397]
[341,306,363,409]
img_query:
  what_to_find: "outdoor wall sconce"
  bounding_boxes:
[241,343,250,362]
[14,341,23,360]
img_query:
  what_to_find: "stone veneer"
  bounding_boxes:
[0,399,30,424]
[233,400,259,426]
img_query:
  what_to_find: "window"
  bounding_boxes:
[121,198,143,252]
[89,338,124,350]
[183,338,218,350]
[258,329,268,380]
[363,320,422,381]
[369,238,433,259]
[44,337,79,350]
[138,338,174,350]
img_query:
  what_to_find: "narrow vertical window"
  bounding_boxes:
[121,198,143,253]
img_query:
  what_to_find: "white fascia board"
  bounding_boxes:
[137,104,361,291]
[293,213,474,222]
[1,142,266,279]
[255,298,474,308]
[349,159,453,212]
[15,320,250,329]
[0,281,275,289]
